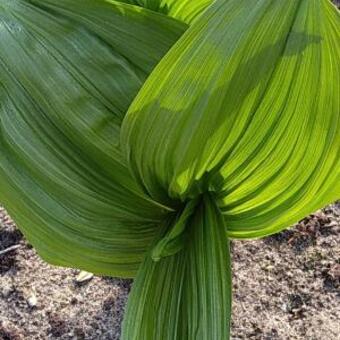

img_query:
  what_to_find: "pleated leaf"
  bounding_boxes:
[118,0,213,23]
[29,0,188,74]
[122,194,231,340]
[0,0,186,277]
[122,0,340,238]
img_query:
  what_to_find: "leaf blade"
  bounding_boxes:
[117,0,213,23]
[122,0,340,238]
[0,0,185,276]
[122,195,232,339]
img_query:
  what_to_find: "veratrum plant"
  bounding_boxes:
[0,0,339,338]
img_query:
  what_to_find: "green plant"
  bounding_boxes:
[0,0,339,339]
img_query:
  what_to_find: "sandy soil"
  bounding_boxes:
[1,203,339,340]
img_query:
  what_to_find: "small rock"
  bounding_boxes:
[27,292,37,307]
[76,271,94,283]
[1,284,12,298]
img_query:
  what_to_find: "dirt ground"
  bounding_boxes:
[0,203,339,340]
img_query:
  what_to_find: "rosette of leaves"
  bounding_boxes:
[0,0,339,339]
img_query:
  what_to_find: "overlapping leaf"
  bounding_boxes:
[122,195,231,340]
[29,0,189,73]
[0,0,186,276]
[0,1,338,339]
[122,0,340,238]
[119,0,213,23]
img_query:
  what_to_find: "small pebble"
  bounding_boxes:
[2,284,12,298]
[76,271,94,283]
[27,292,37,307]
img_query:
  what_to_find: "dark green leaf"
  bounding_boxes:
[0,0,186,277]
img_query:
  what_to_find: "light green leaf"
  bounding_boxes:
[0,0,186,277]
[122,0,340,238]
[118,0,213,23]
[122,194,231,340]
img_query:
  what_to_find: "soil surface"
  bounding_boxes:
[0,203,339,340]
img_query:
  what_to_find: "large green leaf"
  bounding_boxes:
[29,0,188,74]
[0,0,186,277]
[118,0,213,23]
[122,0,340,238]
[122,194,231,340]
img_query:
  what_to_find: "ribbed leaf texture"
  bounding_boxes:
[119,0,213,23]
[0,0,186,276]
[123,0,340,238]
[122,195,231,340]
[0,0,339,339]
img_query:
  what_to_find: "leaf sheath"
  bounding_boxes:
[122,194,232,340]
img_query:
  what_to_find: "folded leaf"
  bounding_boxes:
[0,0,185,276]
[122,0,340,238]
[151,197,198,261]
[122,194,231,340]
